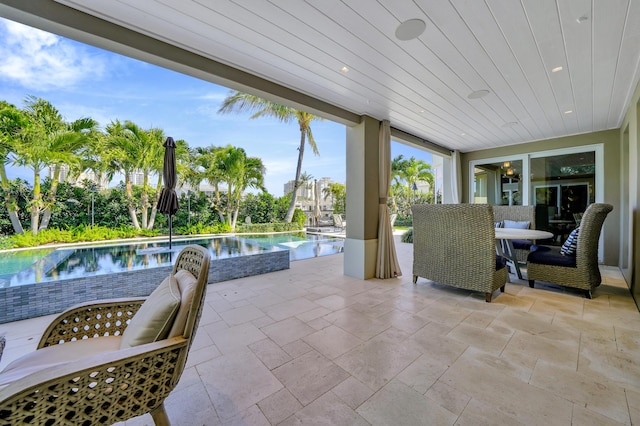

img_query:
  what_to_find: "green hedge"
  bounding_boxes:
[174,222,231,235]
[7,225,160,248]
[236,222,303,233]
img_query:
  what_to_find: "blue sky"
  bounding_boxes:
[0,17,433,196]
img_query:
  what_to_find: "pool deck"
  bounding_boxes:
[1,235,637,425]
[0,231,348,324]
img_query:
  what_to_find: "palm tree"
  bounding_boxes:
[123,122,165,229]
[297,171,314,200]
[217,145,266,230]
[322,182,346,214]
[392,154,435,213]
[195,145,227,223]
[218,91,323,222]
[0,101,27,234]
[38,116,98,230]
[104,119,141,229]
[13,97,97,234]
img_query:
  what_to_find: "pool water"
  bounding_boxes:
[0,233,344,287]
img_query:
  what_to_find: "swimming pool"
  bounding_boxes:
[0,232,344,288]
[0,232,344,324]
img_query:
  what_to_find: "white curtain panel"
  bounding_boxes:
[451,150,462,204]
[375,120,402,278]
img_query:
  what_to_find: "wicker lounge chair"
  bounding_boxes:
[0,244,211,426]
[411,204,508,302]
[527,203,613,298]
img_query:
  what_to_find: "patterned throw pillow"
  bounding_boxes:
[560,228,580,256]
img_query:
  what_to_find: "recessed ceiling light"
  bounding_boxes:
[461,132,466,136]
[577,15,589,23]
[419,109,425,113]
[551,66,563,73]
[468,90,490,99]
[340,66,349,73]
[564,110,573,114]
[395,19,426,41]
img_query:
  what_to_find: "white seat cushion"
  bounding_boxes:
[0,336,122,386]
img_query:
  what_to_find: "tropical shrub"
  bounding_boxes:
[401,227,413,243]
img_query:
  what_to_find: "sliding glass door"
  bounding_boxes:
[471,144,603,245]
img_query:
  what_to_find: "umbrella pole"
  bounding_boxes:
[169,214,173,262]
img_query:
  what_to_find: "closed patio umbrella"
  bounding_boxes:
[157,137,179,260]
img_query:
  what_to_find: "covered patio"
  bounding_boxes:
[1,1,640,424]
[1,237,637,425]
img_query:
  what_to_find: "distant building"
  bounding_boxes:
[48,165,109,190]
[284,177,339,225]
[130,170,145,186]
[177,182,227,197]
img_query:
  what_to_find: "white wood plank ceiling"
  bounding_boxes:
[55,0,640,152]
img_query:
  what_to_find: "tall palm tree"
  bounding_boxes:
[14,97,97,234]
[123,122,165,229]
[38,116,98,230]
[195,145,227,223]
[0,101,27,234]
[217,145,265,230]
[322,182,346,214]
[105,119,141,229]
[218,91,323,222]
[297,171,314,200]
[392,155,435,212]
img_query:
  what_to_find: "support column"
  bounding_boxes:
[344,116,380,279]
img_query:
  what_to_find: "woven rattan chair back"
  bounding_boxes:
[411,204,507,302]
[0,244,211,426]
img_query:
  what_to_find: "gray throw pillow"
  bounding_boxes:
[120,275,181,348]
[503,220,530,229]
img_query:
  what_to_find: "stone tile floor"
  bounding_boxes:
[1,236,639,425]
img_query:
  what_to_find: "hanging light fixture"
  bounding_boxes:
[503,161,511,168]
[506,168,515,176]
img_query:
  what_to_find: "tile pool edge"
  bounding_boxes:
[0,249,289,324]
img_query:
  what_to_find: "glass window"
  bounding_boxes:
[530,151,595,240]
[473,159,523,205]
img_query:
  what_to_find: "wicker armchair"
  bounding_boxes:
[0,245,211,426]
[492,205,537,263]
[527,203,613,298]
[411,204,508,302]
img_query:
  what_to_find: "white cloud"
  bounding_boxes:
[0,18,107,91]
[197,91,228,102]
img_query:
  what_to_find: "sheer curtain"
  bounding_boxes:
[375,120,402,278]
[451,150,462,204]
